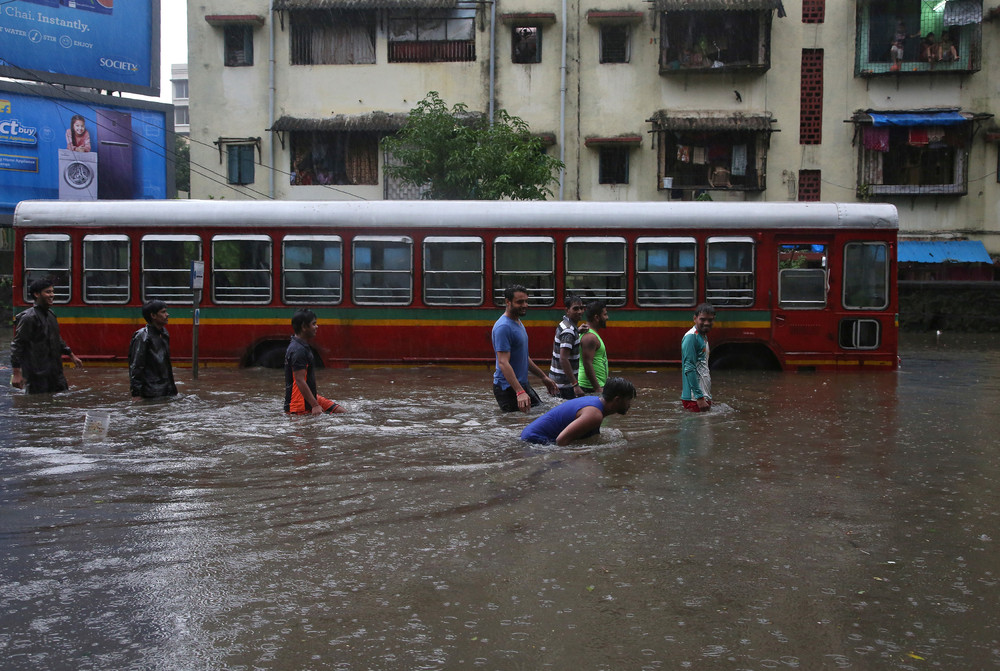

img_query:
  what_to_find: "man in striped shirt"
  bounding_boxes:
[549,295,586,399]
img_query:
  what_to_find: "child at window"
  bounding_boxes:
[920,33,937,63]
[938,31,957,62]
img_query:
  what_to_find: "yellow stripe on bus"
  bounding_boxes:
[785,358,896,367]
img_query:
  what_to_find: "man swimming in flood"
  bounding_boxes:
[520,376,636,446]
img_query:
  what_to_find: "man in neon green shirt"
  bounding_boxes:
[578,300,609,395]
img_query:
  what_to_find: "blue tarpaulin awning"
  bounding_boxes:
[898,240,993,264]
[869,112,968,127]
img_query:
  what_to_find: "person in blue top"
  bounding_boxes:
[681,303,715,412]
[492,284,559,412]
[521,376,636,446]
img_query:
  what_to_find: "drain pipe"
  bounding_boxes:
[268,0,276,199]
[489,0,496,124]
[558,0,567,199]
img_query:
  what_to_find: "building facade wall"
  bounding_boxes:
[187,0,1000,253]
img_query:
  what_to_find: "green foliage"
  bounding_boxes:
[381,92,563,200]
[174,136,190,194]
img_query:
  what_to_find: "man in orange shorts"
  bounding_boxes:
[284,309,346,415]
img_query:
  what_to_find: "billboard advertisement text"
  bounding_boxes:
[0,0,158,95]
[0,87,170,214]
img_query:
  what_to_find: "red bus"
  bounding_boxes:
[11,199,898,371]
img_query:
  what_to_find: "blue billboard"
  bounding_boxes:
[0,84,173,214]
[0,0,159,96]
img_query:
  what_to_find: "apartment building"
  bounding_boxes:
[171,63,190,137]
[187,0,1000,252]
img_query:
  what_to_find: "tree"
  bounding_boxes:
[381,92,563,200]
[174,136,190,195]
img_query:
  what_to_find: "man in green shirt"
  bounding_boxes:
[681,303,715,412]
[578,300,609,395]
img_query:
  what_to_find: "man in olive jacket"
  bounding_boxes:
[10,278,83,394]
[129,300,178,400]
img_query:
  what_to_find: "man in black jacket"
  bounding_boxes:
[10,278,83,394]
[129,300,178,400]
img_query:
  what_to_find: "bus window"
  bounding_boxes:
[22,234,71,304]
[141,235,202,304]
[635,237,696,307]
[839,318,881,349]
[565,237,627,307]
[843,242,888,310]
[212,235,273,304]
[706,236,754,307]
[353,236,413,305]
[283,235,342,304]
[423,236,483,306]
[778,244,827,309]
[493,237,555,306]
[83,235,129,304]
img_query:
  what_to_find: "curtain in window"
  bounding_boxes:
[346,134,378,185]
[944,0,982,26]
[291,10,375,65]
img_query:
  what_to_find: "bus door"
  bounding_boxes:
[771,240,833,360]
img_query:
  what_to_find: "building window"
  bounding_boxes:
[565,237,627,306]
[83,235,129,304]
[291,9,376,65]
[635,237,696,307]
[802,0,825,23]
[512,26,540,63]
[172,79,188,99]
[600,25,630,63]
[800,49,823,145]
[388,8,476,63]
[856,0,982,76]
[599,147,629,184]
[141,235,201,304]
[493,236,555,306]
[798,169,822,201]
[778,244,827,309]
[283,235,342,304]
[659,9,773,74]
[174,107,189,126]
[224,25,254,66]
[212,235,272,304]
[856,112,971,196]
[706,236,755,307]
[652,115,773,192]
[843,242,888,310]
[227,144,255,185]
[423,237,484,306]
[353,236,413,305]
[22,234,70,304]
[290,131,379,186]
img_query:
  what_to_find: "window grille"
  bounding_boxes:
[83,235,129,304]
[22,234,71,303]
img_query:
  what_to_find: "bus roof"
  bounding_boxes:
[13,200,898,231]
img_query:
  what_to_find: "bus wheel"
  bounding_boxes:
[250,343,286,369]
[709,345,780,371]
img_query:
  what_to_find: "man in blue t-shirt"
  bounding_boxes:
[521,377,636,446]
[492,284,559,412]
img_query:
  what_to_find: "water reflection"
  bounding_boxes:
[1,332,999,669]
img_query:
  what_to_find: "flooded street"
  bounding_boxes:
[2,332,998,670]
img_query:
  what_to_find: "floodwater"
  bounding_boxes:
[1,332,998,671]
